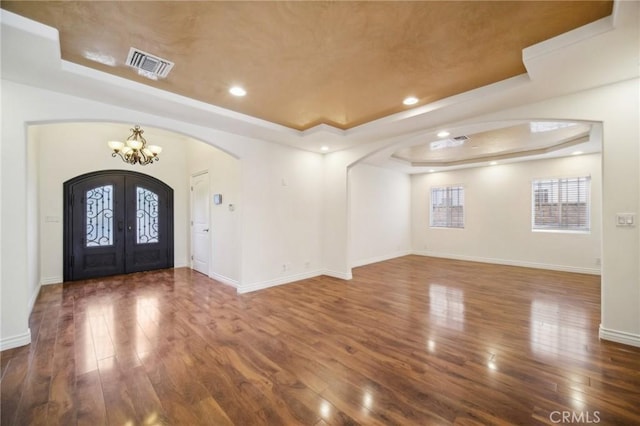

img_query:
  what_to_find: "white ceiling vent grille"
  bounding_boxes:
[126,47,174,79]
[430,135,469,151]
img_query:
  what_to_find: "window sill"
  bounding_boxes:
[532,228,590,235]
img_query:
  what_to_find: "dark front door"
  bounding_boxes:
[64,170,174,281]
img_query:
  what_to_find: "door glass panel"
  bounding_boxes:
[137,186,159,244]
[86,185,114,247]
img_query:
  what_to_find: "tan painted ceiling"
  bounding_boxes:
[392,122,593,167]
[1,1,612,131]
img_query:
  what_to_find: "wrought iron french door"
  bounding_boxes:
[64,170,174,281]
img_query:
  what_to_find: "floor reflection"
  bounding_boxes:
[319,400,331,419]
[362,390,373,409]
[530,299,588,358]
[136,296,160,358]
[429,284,465,331]
[86,302,115,368]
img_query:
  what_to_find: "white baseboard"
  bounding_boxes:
[322,269,353,280]
[41,276,62,285]
[351,250,412,268]
[0,329,31,351]
[238,270,323,294]
[210,272,239,288]
[412,250,601,275]
[599,326,640,348]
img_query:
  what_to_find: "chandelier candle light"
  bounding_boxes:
[107,125,162,166]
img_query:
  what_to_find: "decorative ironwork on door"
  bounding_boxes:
[136,187,159,244]
[86,185,114,247]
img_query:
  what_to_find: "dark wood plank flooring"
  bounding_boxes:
[2,256,640,425]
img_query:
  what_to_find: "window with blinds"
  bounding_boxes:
[430,186,464,228]
[532,176,590,232]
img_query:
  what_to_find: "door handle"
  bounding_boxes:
[203,228,209,232]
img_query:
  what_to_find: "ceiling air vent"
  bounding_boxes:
[126,47,174,80]
[430,134,469,150]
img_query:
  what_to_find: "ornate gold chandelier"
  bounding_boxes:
[107,125,162,166]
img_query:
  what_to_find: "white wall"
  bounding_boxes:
[349,163,411,267]
[411,153,602,274]
[187,139,242,285]
[447,78,640,346]
[322,151,353,280]
[34,121,323,294]
[239,143,324,292]
[0,80,328,349]
[36,123,191,285]
[1,82,31,349]
[331,78,639,347]
[26,127,40,312]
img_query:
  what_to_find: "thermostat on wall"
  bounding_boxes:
[213,194,222,205]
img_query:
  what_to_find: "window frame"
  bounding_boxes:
[531,175,591,234]
[430,185,465,229]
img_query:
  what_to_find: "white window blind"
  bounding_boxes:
[532,176,590,231]
[430,186,464,228]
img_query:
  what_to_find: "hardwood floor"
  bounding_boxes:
[2,256,639,425]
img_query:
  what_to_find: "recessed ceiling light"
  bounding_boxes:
[489,161,498,166]
[403,96,419,106]
[429,169,435,173]
[229,86,247,97]
[572,151,583,155]
[320,146,329,152]
[437,131,450,138]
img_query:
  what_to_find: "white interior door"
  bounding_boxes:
[191,172,210,275]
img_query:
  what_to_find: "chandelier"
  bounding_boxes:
[107,125,162,166]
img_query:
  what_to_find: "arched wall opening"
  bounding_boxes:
[27,121,242,288]
[346,119,603,276]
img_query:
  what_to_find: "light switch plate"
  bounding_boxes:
[616,213,636,227]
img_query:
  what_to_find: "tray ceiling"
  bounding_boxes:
[0,1,613,131]
[392,122,593,167]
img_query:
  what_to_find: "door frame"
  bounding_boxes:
[63,169,174,281]
[190,170,211,275]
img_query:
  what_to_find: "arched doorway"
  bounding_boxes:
[63,170,174,281]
